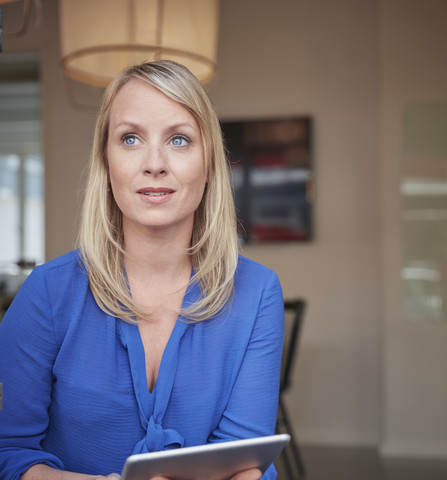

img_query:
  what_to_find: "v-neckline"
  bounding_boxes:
[118,316,189,453]
[116,271,200,454]
[117,275,199,404]
[120,314,186,400]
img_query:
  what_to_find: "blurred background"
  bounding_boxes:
[1,0,446,478]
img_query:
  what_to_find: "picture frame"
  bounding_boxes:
[221,117,313,244]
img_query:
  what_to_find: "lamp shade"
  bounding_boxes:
[59,0,219,87]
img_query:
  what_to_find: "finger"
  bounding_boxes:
[96,475,120,479]
[231,467,262,480]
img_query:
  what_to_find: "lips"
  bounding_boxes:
[137,187,174,195]
[137,187,174,204]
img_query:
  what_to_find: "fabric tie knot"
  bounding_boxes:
[133,416,184,454]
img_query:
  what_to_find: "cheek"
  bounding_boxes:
[108,163,121,186]
[107,147,119,186]
[193,177,208,211]
[187,165,207,194]
[108,155,132,189]
[108,166,134,213]
[109,168,123,194]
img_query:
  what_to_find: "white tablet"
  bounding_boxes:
[120,433,290,480]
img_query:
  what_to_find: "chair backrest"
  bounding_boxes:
[280,299,306,393]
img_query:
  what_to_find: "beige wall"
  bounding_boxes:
[3,0,446,457]
[210,0,382,447]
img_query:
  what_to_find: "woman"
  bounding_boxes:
[0,61,284,480]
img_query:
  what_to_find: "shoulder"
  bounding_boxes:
[3,251,90,347]
[30,250,85,281]
[11,250,97,342]
[232,255,283,314]
[37,249,84,272]
[221,255,284,344]
[235,254,281,287]
[22,250,88,303]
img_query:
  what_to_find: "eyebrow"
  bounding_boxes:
[110,121,142,132]
[111,120,198,133]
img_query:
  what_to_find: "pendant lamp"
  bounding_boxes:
[0,0,36,38]
[59,0,219,87]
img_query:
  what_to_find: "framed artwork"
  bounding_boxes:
[221,117,313,244]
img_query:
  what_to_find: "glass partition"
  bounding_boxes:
[401,104,447,323]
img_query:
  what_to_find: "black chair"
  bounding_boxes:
[275,299,306,479]
[0,296,13,322]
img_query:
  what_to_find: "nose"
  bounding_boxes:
[142,144,168,176]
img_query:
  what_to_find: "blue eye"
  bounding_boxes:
[122,134,139,146]
[171,135,190,147]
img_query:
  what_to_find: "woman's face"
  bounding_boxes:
[107,78,207,240]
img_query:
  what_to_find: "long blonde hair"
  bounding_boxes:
[78,60,238,323]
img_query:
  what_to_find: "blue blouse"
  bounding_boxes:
[0,251,284,480]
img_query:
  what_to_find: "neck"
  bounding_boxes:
[122,221,193,286]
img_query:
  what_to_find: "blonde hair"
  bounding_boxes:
[78,60,238,323]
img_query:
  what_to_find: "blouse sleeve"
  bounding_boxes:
[0,266,65,480]
[209,269,285,479]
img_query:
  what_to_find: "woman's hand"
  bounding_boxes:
[22,464,122,480]
[230,468,262,480]
[92,475,121,479]
[148,467,262,480]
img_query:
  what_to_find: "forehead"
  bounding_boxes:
[109,78,194,122]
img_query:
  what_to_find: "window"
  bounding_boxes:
[0,153,44,265]
[0,54,43,306]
